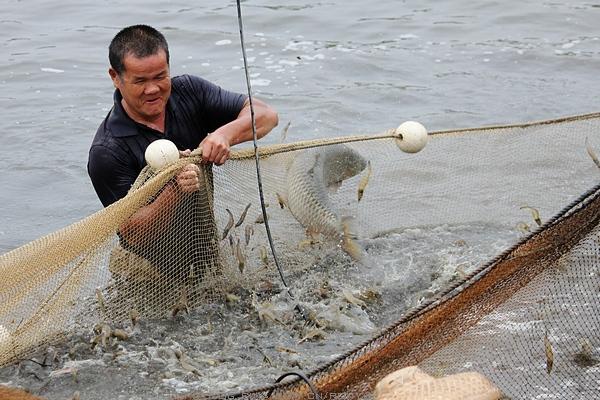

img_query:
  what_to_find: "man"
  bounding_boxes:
[88,25,278,293]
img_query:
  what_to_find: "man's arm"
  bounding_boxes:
[118,161,201,247]
[200,98,279,165]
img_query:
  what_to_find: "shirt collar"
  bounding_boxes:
[107,89,139,138]
[107,88,176,138]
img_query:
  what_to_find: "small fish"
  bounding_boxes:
[455,264,468,280]
[585,137,600,169]
[225,293,240,303]
[176,351,203,376]
[235,238,246,273]
[544,332,554,374]
[341,217,362,261]
[129,309,140,327]
[235,203,252,227]
[342,288,367,308]
[516,222,531,233]
[222,209,235,240]
[95,288,107,318]
[298,328,326,344]
[229,234,235,256]
[276,192,287,209]
[298,237,318,249]
[280,121,291,143]
[244,224,254,246]
[259,245,269,266]
[91,323,112,349]
[573,338,599,367]
[43,346,59,366]
[111,329,129,341]
[520,205,542,226]
[357,160,372,202]
[252,294,283,326]
[357,288,382,303]
[171,288,189,318]
[252,345,273,366]
[255,213,265,224]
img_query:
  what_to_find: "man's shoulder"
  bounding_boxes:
[171,74,219,94]
[90,115,132,156]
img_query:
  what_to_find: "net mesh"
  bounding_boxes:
[1,113,600,399]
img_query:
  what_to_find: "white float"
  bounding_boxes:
[395,121,429,153]
[144,139,180,169]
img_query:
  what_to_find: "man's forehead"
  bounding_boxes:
[123,50,169,74]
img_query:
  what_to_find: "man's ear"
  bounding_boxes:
[108,68,120,89]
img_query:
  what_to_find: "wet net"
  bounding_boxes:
[1,113,600,399]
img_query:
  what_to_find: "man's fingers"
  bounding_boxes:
[201,136,230,164]
[215,153,229,166]
[176,163,201,193]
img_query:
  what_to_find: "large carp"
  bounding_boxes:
[285,144,368,260]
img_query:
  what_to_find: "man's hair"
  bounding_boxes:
[109,25,170,75]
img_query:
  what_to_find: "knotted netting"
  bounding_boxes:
[1,113,599,399]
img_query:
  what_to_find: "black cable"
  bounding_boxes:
[266,371,322,400]
[235,0,292,294]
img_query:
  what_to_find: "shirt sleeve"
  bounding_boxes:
[88,144,139,207]
[184,75,247,133]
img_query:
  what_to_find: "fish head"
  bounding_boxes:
[323,144,368,185]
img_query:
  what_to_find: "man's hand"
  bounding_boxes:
[200,133,230,165]
[176,163,201,193]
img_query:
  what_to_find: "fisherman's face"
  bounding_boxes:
[110,49,171,123]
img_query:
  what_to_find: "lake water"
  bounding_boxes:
[1,1,600,398]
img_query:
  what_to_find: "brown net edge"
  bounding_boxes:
[175,180,600,400]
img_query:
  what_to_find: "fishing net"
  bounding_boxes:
[1,113,600,399]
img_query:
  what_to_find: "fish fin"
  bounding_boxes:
[340,216,362,261]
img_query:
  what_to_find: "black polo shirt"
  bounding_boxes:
[88,74,246,207]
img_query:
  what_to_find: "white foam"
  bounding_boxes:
[278,59,298,66]
[215,39,231,46]
[41,67,64,73]
[250,78,271,87]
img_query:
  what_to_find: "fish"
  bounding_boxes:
[244,224,254,246]
[298,328,326,344]
[91,323,112,349]
[129,309,140,328]
[259,245,269,266]
[112,329,129,341]
[229,234,235,256]
[221,209,235,240]
[544,332,554,374]
[276,192,287,209]
[585,137,600,169]
[235,203,252,227]
[516,222,531,233]
[95,288,107,318]
[285,144,367,260]
[342,288,367,308]
[171,288,189,318]
[255,213,265,224]
[280,121,291,143]
[357,160,372,202]
[520,205,542,226]
[235,238,246,273]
